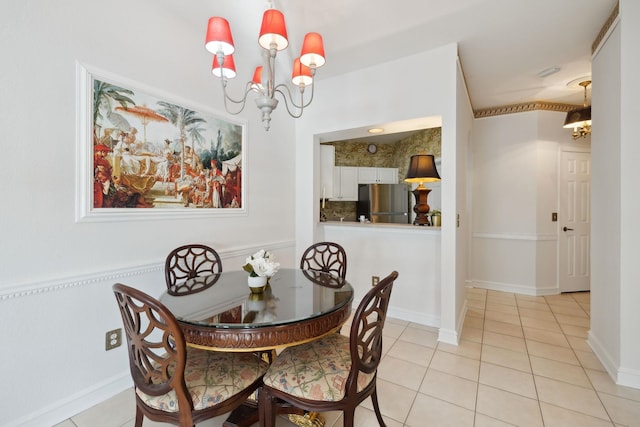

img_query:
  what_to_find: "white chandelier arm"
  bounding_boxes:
[273,83,315,118]
[219,78,254,115]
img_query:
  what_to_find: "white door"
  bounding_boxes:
[559,151,591,292]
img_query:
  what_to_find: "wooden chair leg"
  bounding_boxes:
[343,409,355,427]
[259,387,277,427]
[134,407,144,427]
[371,388,386,427]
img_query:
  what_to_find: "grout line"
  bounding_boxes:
[472,288,487,427]
[518,292,547,426]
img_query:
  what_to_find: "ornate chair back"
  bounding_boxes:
[299,241,347,279]
[164,244,222,295]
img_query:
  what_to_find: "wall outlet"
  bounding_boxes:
[105,328,122,351]
[372,276,380,287]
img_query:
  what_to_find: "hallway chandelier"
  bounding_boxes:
[204,3,326,131]
[563,80,591,140]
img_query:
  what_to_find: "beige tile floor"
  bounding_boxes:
[57,289,640,427]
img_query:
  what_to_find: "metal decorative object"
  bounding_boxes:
[563,80,592,139]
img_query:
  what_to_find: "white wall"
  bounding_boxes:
[448,60,473,344]
[618,0,640,390]
[294,44,465,343]
[469,110,577,295]
[0,1,299,425]
[590,0,640,389]
[322,225,441,326]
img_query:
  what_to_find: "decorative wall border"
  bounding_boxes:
[592,1,619,54]
[0,240,295,301]
[474,101,579,119]
[0,263,162,301]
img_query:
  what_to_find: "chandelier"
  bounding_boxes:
[563,80,591,139]
[204,4,326,131]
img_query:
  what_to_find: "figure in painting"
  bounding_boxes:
[209,160,223,208]
[93,144,113,208]
[183,145,203,177]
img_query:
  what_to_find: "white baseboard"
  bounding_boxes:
[589,331,640,390]
[617,366,640,390]
[469,279,558,296]
[350,300,440,329]
[437,298,467,345]
[7,373,131,427]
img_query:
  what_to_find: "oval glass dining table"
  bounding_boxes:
[160,269,353,427]
[159,268,354,352]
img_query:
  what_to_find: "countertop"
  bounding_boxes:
[319,220,441,233]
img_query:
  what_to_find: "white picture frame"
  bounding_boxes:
[75,63,248,222]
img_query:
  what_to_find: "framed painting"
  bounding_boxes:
[75,62,247,222]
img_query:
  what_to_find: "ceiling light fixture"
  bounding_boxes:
[204,3,326,131]
[368,128,384,134]
[563,80,591,140]
[536,66,561,78]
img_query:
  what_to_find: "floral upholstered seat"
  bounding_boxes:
[137,348,268,412]
[113,283,268,427]
[260,271,398,427]
[263,333,374,402]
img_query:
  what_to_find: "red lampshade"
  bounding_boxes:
[291,58,313,87]
[299,32,325,68]
[252,66,263,85]
[211,54,236,79]
[258,9,288,51]
[205,17,235,55]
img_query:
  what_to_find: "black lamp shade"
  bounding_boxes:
[563,106,591,129]
[405,154,441,183]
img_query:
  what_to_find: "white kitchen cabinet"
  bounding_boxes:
[320,145,335,198]
[357,167,399,184]
[332,166,359,201]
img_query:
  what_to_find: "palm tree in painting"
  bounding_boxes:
[187,121,207,151]
[157,101,206,178]
[93,80,135,142]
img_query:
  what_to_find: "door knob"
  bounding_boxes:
[563,226,574,232]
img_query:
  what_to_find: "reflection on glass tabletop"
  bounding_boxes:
[160,269,353,329]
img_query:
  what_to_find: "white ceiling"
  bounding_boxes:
[161,0,617,139]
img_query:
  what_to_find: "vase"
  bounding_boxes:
[247,275,268,293]
[246,292,266,311]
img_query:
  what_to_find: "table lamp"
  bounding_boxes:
[404,154,441,226]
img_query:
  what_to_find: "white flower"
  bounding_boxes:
[243,249,280,277]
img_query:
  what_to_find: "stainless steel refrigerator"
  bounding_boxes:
[357,184,410,224]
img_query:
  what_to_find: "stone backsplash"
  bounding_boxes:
[321,200,357,222]
[327,127,441,178]
[320,127,442,222]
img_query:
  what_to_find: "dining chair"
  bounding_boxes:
[259,270,398,427]
[112,283,269,427]
[299,241,347,279]
[165,244,222,294]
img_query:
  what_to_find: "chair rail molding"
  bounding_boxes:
[472,232,557,241]
[0,240,295,300]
